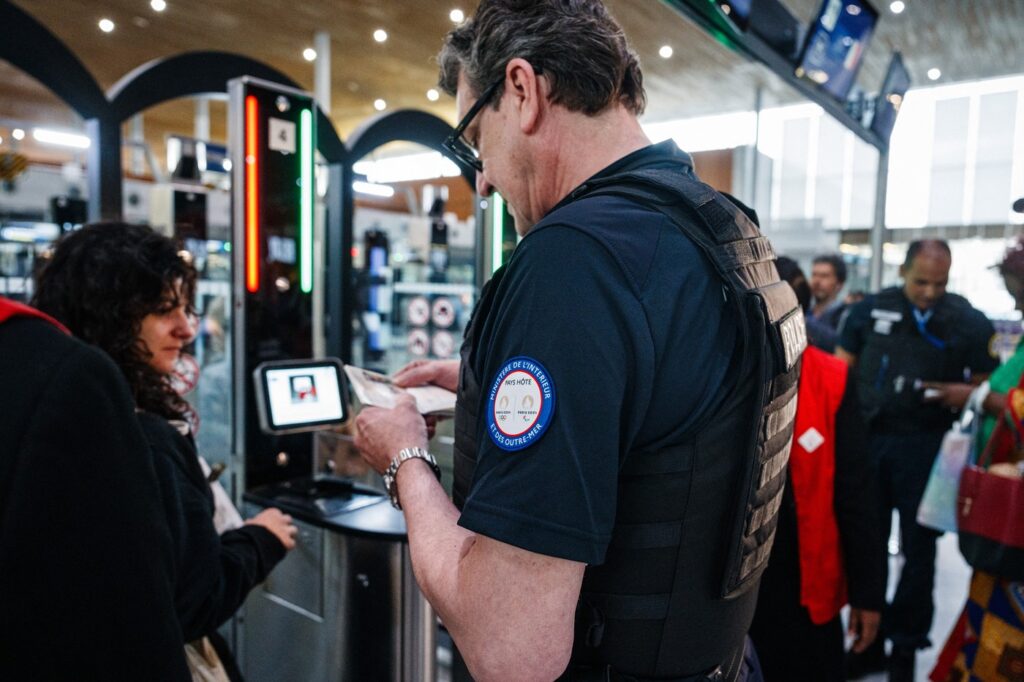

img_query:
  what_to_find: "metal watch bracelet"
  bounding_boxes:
[382,447,441,510]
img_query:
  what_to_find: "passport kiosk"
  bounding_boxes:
[227,77,435,682]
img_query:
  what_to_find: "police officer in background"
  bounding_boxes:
[354,1,805,680]
[837,239,998,681]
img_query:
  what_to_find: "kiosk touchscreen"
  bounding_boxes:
[254,359,348,435]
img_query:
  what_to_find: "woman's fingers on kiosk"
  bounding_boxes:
[246,507,299,550]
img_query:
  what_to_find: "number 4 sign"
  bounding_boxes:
[268,118,296,154]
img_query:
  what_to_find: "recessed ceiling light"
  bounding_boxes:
[426,88,440,102]
[303,48,317,62]
[374,99,387,111]
[150,0,167,11]
[373,29,388,43]
[98,18,115,32]
[927,67,941,81]
[450,9,464,23]
[12,128,25,141]
[33,128,91,149]
[659,45,673,59]
[889,0,905,13]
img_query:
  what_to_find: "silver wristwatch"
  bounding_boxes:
[382,447,441,510]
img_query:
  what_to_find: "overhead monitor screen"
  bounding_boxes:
[254,359,348,434]
[795,0,879,101]
[870,52,911,141]
[718,0,752,28]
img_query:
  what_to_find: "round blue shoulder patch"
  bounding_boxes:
[486,356,556,452]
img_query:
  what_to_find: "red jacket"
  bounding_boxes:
[791,345,848,624]
[0,296,68,333]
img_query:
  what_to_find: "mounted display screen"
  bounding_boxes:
[254,359,348,434]
[870,52,911,141]
[795,0,879,101]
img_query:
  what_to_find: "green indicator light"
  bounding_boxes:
[299,108,314,294]
[491,193,504,274]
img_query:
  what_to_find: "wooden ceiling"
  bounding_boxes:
[2,0,1024,167]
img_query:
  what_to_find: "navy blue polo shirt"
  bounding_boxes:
[457,141,739,565]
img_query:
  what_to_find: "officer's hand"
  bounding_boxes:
[392,359,460,393]
[354,394,429,474]
[847,608,880,653]
[921,381,973,409]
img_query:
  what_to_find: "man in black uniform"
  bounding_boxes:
[355,2,805,680]
[837,239,998,681]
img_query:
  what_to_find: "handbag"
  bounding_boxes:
[957,384,1024,581]
[917,391,980,532]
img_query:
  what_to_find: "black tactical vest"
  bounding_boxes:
[855,287,976,433]
[452,168,804,681]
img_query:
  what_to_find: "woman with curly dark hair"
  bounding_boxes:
[33,222,296,681]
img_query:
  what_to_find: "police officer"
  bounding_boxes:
[355,2,804,680]
[837,239,997,681]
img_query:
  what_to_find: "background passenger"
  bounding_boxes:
[748,257,884,681]
[0,295,189,681]
[807,253,848,352]
[33,222,297,680]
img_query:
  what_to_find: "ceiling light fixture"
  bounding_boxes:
[303,48,317,61]
[927,67,941,81]
[373,29,388,43]
[150,0,167,11]
[99,18,115,32]
[32,128,91,149]
[12,128,25,141]
[374,99,387,111]
[353,181,395,198]
[659,45,674,59]
[450,9,465,23]
[426,88,440,102]
[889,0,905,14]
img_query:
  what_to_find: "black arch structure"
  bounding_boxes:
[0,2,112,220]
[327,109,475,360]
[97,51,349,219]
[0,2,108,120]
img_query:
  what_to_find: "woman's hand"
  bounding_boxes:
[921,382,974,410]
[246,507,298,550]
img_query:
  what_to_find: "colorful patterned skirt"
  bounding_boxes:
[931,571,1024,681]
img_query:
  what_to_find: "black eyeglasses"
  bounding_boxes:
[443,76,506,173]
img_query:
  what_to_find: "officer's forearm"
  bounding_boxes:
[394,459,580,681]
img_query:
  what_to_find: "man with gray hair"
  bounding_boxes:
[355,2,804,680]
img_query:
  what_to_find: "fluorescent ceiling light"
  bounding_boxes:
[33,128,91,149]
[353,181,395,198]
[353,151,462,183]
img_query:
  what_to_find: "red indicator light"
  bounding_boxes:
[245,95,260,293]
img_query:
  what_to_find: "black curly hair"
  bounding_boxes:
[33,222,197,421]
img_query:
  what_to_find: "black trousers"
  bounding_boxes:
[749,579,844,681]
[872,429,945,651]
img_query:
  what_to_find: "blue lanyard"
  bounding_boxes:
[913,308,947,350]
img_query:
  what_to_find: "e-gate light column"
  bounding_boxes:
[228,76,318,493]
